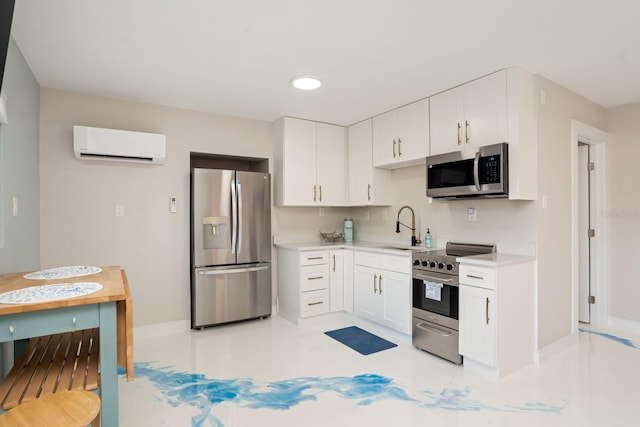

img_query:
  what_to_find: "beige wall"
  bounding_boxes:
[534,76,605,348]
[604,102,640,323]
[0,39,40,275]
[39,89,351,327]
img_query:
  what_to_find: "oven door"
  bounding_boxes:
[412,270,458,321]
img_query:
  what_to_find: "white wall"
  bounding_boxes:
[0,38,40,275]
[604,102,640,323]
[534,76,605,348]
[39,89,352,327]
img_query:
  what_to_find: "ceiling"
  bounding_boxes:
[10,0,640,126]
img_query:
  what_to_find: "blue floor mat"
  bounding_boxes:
[324,326,397,355]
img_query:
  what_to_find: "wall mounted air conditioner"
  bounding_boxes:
[73,125,166,164]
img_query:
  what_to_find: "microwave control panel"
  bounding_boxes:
[480,155,501,183]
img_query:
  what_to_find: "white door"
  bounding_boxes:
[372,109,397,166]
[348,120,374,205]
[353,266,379,321]
[379,270,411,334]
[329,250,344,312]
[578,144,591,323]
[429,86,463,155]
[459,285,496,367]
[316,123,346,206]
[462,70,507,149]
[396,98,429,161]
[282,118,317,205]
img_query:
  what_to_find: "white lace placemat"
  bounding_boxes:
[0,282,103,304]
[23,266,102,280]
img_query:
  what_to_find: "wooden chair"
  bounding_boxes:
[0,390,100,427]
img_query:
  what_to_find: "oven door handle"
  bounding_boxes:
[413,272,457,285]
[415,322,453,337]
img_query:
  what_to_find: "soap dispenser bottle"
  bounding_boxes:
[424,228,432,248]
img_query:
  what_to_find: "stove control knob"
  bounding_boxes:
[421,260,429,267]
[446,263,454,271]
[413,259,421,266]
[437,262,445,269]
[430,261,437,268]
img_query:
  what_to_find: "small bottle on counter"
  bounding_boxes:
[344,218,353,242]
[424,228,432,248]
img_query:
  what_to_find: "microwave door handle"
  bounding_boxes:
[473,151,481,191]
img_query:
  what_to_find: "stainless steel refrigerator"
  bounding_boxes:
[190,168,272,328]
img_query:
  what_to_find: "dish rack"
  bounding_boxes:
[319,231,344,242]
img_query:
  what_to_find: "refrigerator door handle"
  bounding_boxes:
[237,182,243,254]
[197,265,270,275]
[230,179,237,254]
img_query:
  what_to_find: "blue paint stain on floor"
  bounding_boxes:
[125,362,565,426]
[579,328,638,349]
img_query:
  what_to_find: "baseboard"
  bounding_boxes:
[534,332,578,364]
[608,316,640,336]
[134,319,190,340]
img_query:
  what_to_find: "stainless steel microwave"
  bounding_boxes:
[426,142,508,199]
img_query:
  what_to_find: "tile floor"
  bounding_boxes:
[119,313,639,427]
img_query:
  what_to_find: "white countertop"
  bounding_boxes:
[456,253,536,267]
[275,240,428,256]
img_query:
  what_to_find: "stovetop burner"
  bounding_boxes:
[412,242,495,275]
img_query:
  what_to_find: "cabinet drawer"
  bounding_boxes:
[300,251,329,266]
[0,305,101,342]
[379,254,411,274]
[354,251,379,268]
[459,265,496,290]
[300,265,330,292]
[300,289,329,317]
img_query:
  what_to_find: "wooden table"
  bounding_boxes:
[0,266,130,427]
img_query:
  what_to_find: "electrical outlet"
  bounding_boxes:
[468,207,476,222]
[319,208,325,217]
[115,204,125,217]
[364,211,370,221]
[170,196,177,213]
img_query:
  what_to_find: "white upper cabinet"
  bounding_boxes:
[275,117,346,206]
[430,68,536,200]
[317,122,347,206]
[430,70,507,156]
[372,98,429,168]
[348,119,392,206]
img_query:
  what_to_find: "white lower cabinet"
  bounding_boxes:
[459,284,496,366]
[353,251,411,334]
[277,248,345,323]
[458,259,535,379]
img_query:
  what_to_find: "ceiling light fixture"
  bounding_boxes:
[291,76,322,90]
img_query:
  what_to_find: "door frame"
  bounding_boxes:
[570,120,608,332]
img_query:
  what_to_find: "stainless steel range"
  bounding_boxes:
[412,242,495,364]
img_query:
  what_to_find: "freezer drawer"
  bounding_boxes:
[191,264,271,328]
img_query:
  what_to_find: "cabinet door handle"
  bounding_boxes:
[465,120,470,144]
[332,254,336,272]
[393,140,397,158]
[367,184,371,201]
[308,301,324,306]
[457,123,462,145]
[373,274,378,293]
[398,138,402,157]
[308,276,324,280]
[466,274,484,280]
[313,185,317,202]
[379,275,383,294]
[319,185,322,202]
[485,297,490,324]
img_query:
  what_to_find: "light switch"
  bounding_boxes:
[170,196,177,213]
[115,204,125,217]
[12,197,18,216]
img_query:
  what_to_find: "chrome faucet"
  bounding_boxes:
[395,205,418,246]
